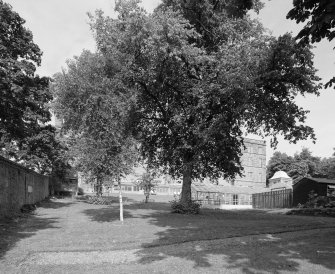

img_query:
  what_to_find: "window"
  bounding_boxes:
[327,185,335,197]
[233,194,239,205]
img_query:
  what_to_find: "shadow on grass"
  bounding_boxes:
[0,199,73,260]
[83,207,133,222]
[140,208,335,273]
[0,217,58,260]
[82,198,335,273]
[37,200,74,209]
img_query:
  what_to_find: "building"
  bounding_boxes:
[212,138,266,188]
[77,137,267,195]
[191,182,267,210]
[268,171,293,190]
[293,177,335,206]
[237,138,267,187]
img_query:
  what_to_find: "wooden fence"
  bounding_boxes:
[252,189,293,209]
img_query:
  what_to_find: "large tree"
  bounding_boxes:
[0,1,68,175]
[52,50,137,193]
[85,0,321,204]
[287,0,335,88]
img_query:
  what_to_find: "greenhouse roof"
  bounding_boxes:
[191,183,267,194]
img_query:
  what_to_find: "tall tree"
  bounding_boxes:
[0,1,67,174]
[287,0,335,88]
[52,50,137,194]
[87,0,321,205]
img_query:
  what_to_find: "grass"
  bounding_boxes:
[2,195,335,273]
[78,194,335,249]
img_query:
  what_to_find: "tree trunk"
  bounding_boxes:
[96,176,103,197]
[118,177,123,223]
[180,160,193,204]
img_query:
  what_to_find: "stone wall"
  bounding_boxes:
[0,156,49,217]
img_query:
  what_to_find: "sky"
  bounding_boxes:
[5,0,335,162]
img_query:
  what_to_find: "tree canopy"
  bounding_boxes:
[287,0,335,88]
[53,0,321,204]
[0,1,68,175]
[267,148,335,182]
[52,50,137,190]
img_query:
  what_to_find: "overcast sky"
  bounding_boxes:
[5,0,335,161]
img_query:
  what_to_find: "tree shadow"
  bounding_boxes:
[78,198,335,272]
[0,198,72,260]
[37,200,74,209]
[83,207,133,222]
[134,207,335,273]
[82,200,168,223]
[0,214,59,260]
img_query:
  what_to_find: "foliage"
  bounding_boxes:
[86,0,321,204]
[287,207,335,217]
[287,0,335,88]
[0,1,69,175]
[170,199,201,214]
[267,148,335,182]
[299,191,335,208]
[318,149,335,179]
[139,172,156,203]
[52,50,137,193]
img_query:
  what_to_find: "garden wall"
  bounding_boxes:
[0,156,49,217]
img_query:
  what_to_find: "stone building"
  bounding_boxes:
[236,138,267,188]
[77,137,267,194]
[211,138,266,188]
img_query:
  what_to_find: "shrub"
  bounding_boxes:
[301,191,335,208]
[170,199,201,214]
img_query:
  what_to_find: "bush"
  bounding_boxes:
[303,191,335,208]
[287,208,335,217]
[170,199,201,214]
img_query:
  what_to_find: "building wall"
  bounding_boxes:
[292,178,329,206]
[0,156,49,217]
[235,138,266,187]
[78,138,267,192]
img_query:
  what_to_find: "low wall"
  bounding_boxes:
[0,156,49,217]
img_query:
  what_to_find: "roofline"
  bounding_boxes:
[294,177,335,186]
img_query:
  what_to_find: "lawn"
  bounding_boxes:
[80,193,335,248]
[1,195,335,273]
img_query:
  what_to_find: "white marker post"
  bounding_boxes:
[118,176,123,223]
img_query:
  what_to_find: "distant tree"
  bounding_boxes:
[266,151,294,180]
[287,0,335,88]
[88,0,321,206]
[293,148,321,177]
[319,157,335,179]
[0,1,68,174]
[266,148,335,182]
[317,148,335,179]
[139,172,156,203]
